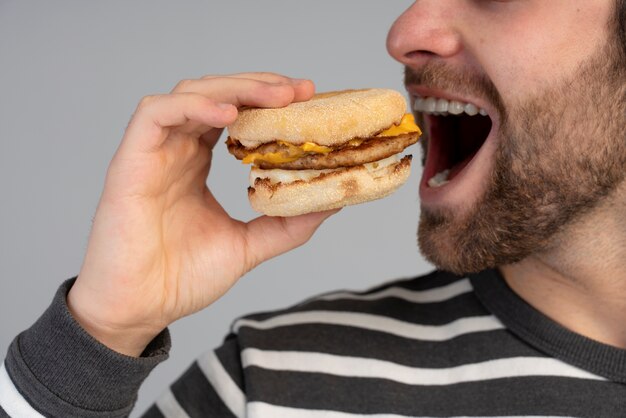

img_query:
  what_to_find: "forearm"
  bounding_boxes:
[1,278,170,418]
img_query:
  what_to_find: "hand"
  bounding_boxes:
[67,73,338,356]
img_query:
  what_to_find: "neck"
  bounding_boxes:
[500,183,626,349]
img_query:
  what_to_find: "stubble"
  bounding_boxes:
[415,42,626,274]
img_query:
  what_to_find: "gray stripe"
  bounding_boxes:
[244,369,623,417]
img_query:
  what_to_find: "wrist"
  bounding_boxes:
[9,278,171,414]
[67,280,165,357]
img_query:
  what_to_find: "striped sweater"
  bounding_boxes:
[3,270,626,417]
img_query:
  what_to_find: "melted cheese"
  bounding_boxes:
[241,113,420,165]
[300,142,333,154]
[376,113,421,137]
[242,151,300,165]
[242,141,332,165]
[347,138,365,147]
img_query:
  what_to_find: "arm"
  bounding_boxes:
[1,73,338,417]
[2,278,170,418]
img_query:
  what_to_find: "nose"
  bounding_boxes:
[387,1,463,67]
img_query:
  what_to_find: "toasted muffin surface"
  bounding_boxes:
[227,89,407,148]
[248,155,412,216]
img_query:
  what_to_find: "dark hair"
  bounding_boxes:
[617,0,626,58]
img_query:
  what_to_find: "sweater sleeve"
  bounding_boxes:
[140,334,246,418]
[0,278,171,418]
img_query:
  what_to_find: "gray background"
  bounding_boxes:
[0,1,432,415]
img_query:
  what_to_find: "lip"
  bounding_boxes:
[405,85,501,210]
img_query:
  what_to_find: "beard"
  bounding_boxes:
[412,42,626,275]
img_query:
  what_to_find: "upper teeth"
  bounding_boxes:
[414,96,488,117]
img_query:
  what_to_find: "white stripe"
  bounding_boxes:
[248,401,411,417]
[318,278,472,304]
[156,389,191,418]
[197,350,246,418]
[248,402,570,418]
[242,349,605,386]
[0,362,45,418]
[235,311,504,342]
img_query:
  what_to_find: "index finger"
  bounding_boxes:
[201,71,297,85]
[122,93,237,154]
[217,73,316,104]
[172,77,316,108]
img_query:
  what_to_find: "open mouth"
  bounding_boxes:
[414,96,493,188]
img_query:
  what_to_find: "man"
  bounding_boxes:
[2,1,625,417]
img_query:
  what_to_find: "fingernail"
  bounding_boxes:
[291,78,309,85]
[217,103,233,110]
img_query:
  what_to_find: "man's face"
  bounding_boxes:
[387,1,626,274]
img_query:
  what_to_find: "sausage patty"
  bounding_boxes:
[226,133,418,170]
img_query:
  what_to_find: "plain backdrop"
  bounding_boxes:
[0,1,433,415]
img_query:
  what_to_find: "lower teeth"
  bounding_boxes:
[428,169,450,188]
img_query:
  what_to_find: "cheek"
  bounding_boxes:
[464,2,611,104]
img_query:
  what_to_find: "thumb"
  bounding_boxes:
[244,209,340,267]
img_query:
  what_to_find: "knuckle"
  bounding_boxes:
[174,79,194,91]
[191,93,213,107]
[257,71,282,79]
[138,95,157,108]
[258,79,288,92]
[262,71,291,82]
